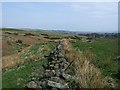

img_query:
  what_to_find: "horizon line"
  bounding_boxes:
[1,27,118,33]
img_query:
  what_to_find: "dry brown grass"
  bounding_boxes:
[74,51,116,88]
[62,39,116,88]
[2,44,44,70]
[2,46,31,70]
[63,39,74,62]
[83,50,95,63]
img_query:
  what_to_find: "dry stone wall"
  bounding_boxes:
[26,40,78,89]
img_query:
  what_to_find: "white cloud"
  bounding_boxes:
[69,2,118,18]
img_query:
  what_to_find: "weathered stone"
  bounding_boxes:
[50,64,54,68]
[51,87,58,90]
[31,72,39,77]
[64,63,69,69]
[50,77,61,83]
[54,64,59,69]
[58,53,64,58]
[31,77,36,81]
[45,69,50,72]
[45,70,56,77]
[40,80,48,88]
[114,56,120,61]
[47,80,69,88]
[26,81,41,88]
[42,64,49,69]
[61,72,72,79]
[51,61,56,65]
[26,41,76,89]
[56,60,61,63]
[59,63,65,69]
[55,70,61,77]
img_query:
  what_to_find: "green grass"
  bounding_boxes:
[2,59,46,88]
[2,41,56,88]
[16,43,28,52]
[4,41,29,56]
[20,41,55,60]
[71,38,118,80]
[20,43,44,60]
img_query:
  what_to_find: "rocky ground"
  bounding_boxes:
[26,40,79,89]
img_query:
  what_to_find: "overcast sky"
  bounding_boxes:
[2,2,118,32]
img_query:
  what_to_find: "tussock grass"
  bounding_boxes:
[63,39,116,88]
[75,51,116,88]
[63,39,74,62]
[83,50,94,63]
[71,39,118,79]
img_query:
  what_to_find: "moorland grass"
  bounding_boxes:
[63,39,116,88]
[2,41,56,88]
[71,38,118,80]
[2,59,46,88]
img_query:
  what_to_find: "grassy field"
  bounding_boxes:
[2,41,55,88]
[2,59,46,88]
[2,28,119,88]
[71,38,118,81]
